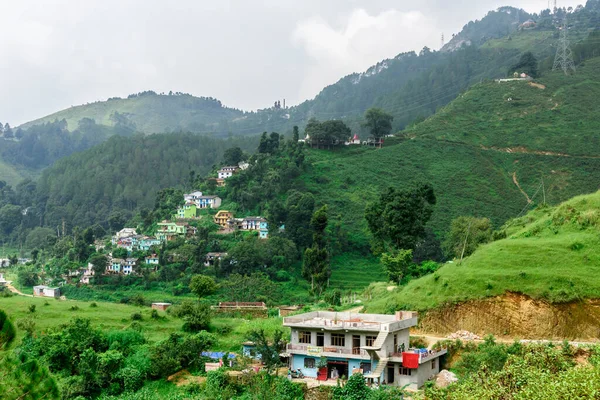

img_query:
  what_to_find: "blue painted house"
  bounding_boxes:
[283,310,446,389]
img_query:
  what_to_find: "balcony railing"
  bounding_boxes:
[287,343,368,356]
[388,348,448,362]
[283,317,382,331]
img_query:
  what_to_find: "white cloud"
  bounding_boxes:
[292,8,438,101]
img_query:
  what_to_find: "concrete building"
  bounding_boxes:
[33,285,60,298]
[217,166,239,179]
[283,310,446,389]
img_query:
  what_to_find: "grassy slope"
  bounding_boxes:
[0,156,31,186]
[0,295,286,352]
[302,58,600,290]
[366,191,600,313]
[411,58,600,156]
[20,94,244,133]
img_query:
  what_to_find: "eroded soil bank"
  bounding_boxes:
[417,292,600,340]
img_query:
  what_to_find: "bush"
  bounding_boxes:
[90,302,98,308]
[28,304,36,313]
[409,336,428,349]
[150,309,159,319]
[70,305,80,311]
[131,312,143,321]
[170,301,212,332]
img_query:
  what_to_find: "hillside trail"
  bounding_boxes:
[512,172,531,204]
[6,284,32,297]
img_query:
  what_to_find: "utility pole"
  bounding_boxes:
[541,175,546,205]
[553,15,576,75]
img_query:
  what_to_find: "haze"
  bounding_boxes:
[0,0,579,125]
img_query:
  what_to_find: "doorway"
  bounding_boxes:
[327,361,348,380]
[316,332,324,347]
[352,335,361,354]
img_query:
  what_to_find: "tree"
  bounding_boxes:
[292,126,300,143]
[223,147,244,166]
[443,216,493,260]
[258,132,269,153]
[365,184,436,252]
[88,254,108,277]
[302,206,330,295]
[363,108,393,140]
[0,310,60,399]
[189,275,217,298]
[511,51,538,77]
[247,329,285,373]
[381,249,413,284]
[332,373,371,400]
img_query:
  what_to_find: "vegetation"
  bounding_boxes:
[368,190,600,312]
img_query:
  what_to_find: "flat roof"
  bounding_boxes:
[283,310,417,331]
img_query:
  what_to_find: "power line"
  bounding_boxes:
[553,14,576,75]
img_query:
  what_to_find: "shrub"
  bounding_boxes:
[150,309,159,319]
[131,312,143,321]
[90,302,98,308]
[43,300,49,306]
[410,336,428,349]
[70,305,79,311]
[28,304,36,313]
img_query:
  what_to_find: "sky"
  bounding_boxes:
[0,0,581,125]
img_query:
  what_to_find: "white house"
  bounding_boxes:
[33,285,60,298]
[112,228,138,245]
[218,166,239,179]
[184,191,204,203]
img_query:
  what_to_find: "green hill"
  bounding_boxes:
[20,92,246,134]
[299,57,600,247]
[366,190,600,313]
[410,57,600,157]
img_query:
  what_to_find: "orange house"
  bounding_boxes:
[213,210,233,228]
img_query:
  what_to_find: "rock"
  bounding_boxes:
[435,369,458,388]
[446,330,481,340]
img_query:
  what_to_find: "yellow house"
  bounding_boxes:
[214,210,233,228]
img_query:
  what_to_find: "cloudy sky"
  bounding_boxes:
[0,0,580,125]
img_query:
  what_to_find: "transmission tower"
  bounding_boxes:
[441,33,445,48]
[552,16,576,75]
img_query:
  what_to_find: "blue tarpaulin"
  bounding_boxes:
[201,351,236,359]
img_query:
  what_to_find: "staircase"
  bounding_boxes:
[371,330,388,349]
[365,358,388,380]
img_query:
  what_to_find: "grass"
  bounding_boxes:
[0,155,31,186]
[0,295,288,352]
[366,190,600,312]
[296,58,600,290]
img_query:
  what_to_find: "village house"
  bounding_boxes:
[345,134,361,145]
[107,258,124,274]
[177,202,198,219]
[138,236,161,251]
[111,228,137,245]
[238,161,250,170]
[0,273,10,287]
[33,285,61,298]
[215,178,226,187]
[204,252,228,266]
[184,191,204,203]
[156,220,196,241]
[214,210,234,228]
[145,254,159,265]
[196,195,222,209]
[122,258,138,275]
[283,311,446,389]
[218,166,239,179]
[80,263,95,284]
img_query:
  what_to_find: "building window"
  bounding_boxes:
[399,367,412,376]
[360,362,371,373]
[331,333,345,347]
[304,358,315,368]
[365,335,377,347]
[432,359,436,369]
[299,331,311,344]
